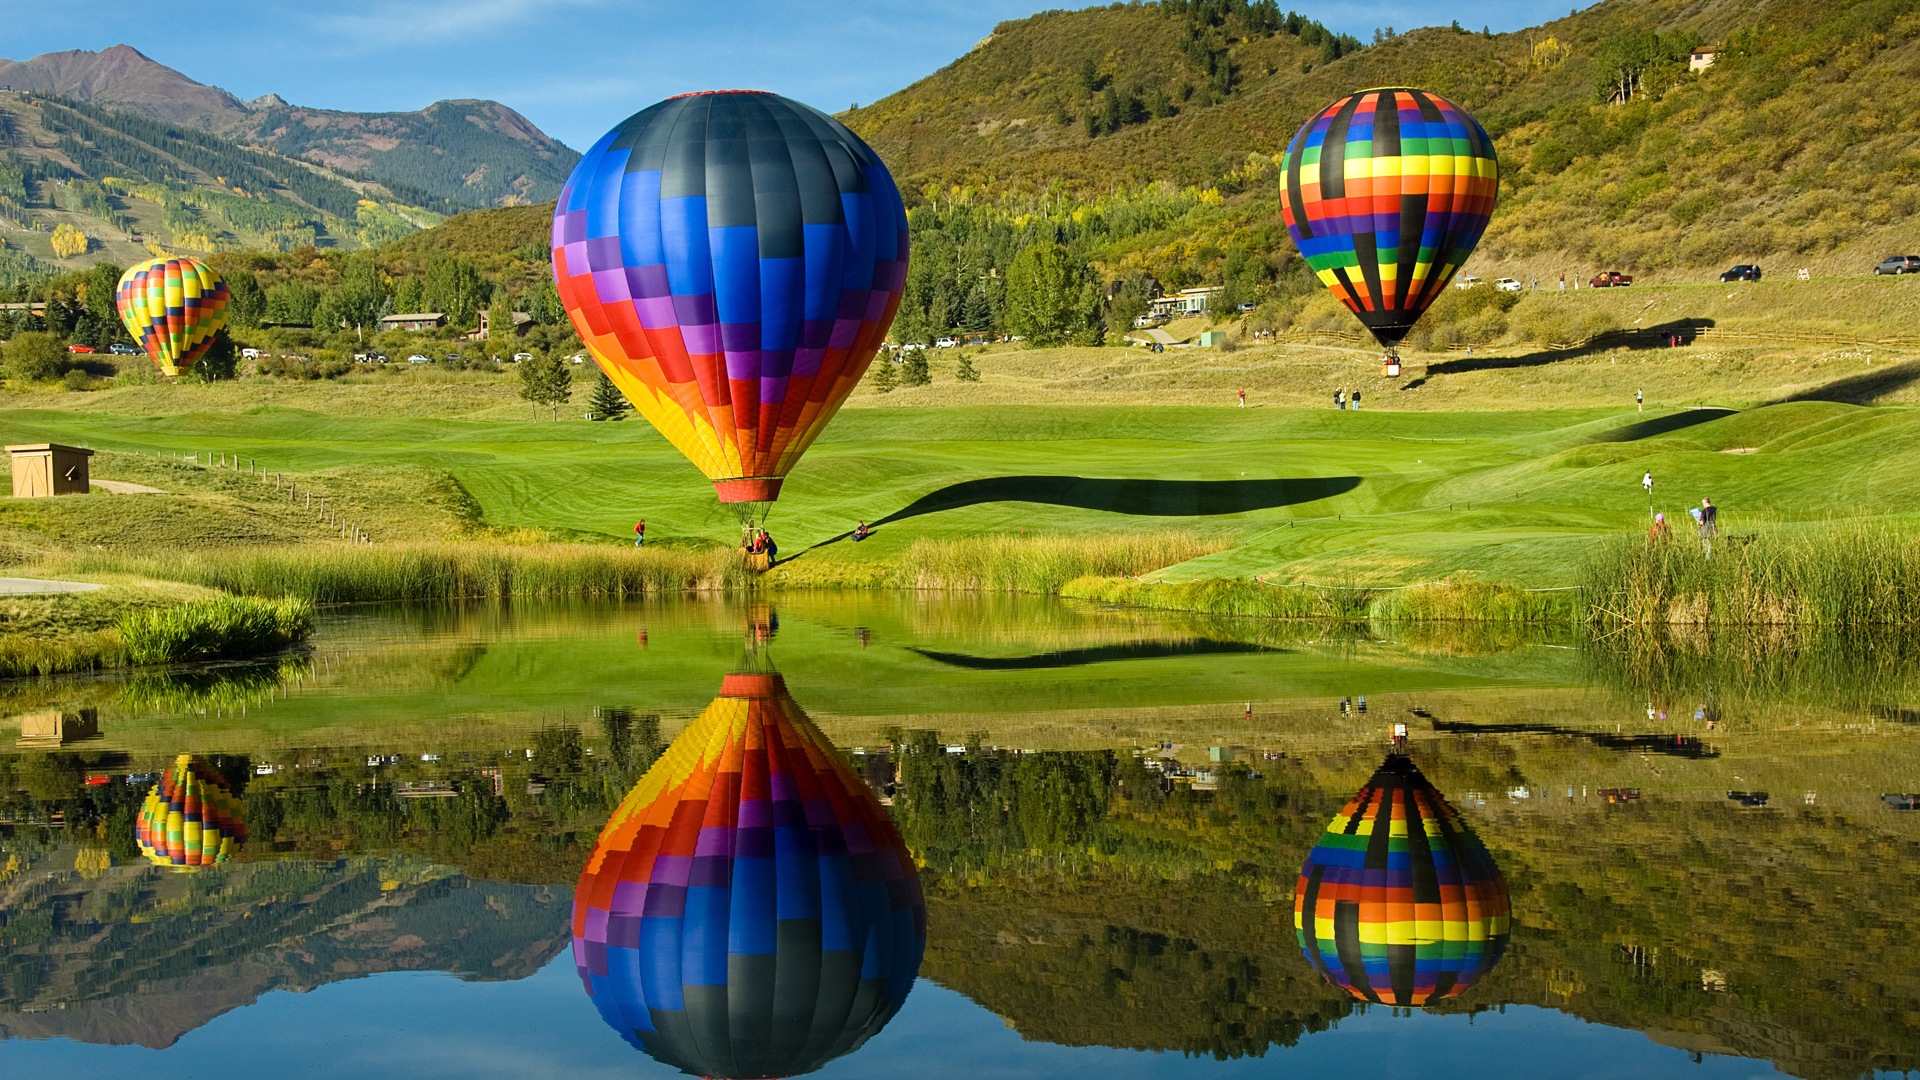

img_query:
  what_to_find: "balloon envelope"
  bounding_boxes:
[1294,753,1509,1006]
[552,91,909,503]
[136,754,248,869]
[115,256,231,377]
[572,672,925,1077]
[1279,88,1498,352]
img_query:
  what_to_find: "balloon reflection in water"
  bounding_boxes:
[573,672,925,1078]
[135,754,248,869]
[1295,754,1509,1006]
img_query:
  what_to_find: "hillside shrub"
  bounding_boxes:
[3,331,68,381]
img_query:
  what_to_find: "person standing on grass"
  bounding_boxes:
[1351,388,1362,411]
[1636,388,1644,413]
[1699,497,1718,557]
[634,519,645,547]
[1238,388,1246,407]
[1334,388,1345,410]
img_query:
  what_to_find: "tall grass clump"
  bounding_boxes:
[118,596,314,665]
[890,533,1223,593]
[1582,523,1920,627]
[0,630,127,678]
[1375,578,1580,623]
[65,543,753,604]
[1059,576,1372,619]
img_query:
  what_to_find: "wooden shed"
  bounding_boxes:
[8,443,93,497]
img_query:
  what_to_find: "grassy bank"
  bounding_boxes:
[1582,522,1920,627]
[1059,574,1582,624]
[0,585,314,678]
[48,541,753,604]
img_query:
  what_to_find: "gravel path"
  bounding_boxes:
[0,578,104,596]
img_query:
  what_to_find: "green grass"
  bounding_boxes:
[7,341,1920,607]
[118,595,315,665]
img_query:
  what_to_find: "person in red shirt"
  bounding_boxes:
[633,519,645,547]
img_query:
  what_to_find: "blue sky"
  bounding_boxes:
[4,1,1589,150]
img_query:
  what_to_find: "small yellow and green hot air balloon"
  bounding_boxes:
[135,754,248,869]
[114,255,231,377]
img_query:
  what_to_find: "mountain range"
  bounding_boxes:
[0,45,577,266]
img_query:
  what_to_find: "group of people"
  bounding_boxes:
[1333,388,1363,410]
[743,526,778,564]
[1644,471,1719,554]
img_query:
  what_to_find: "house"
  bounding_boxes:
[1148,286,1224,319]
[1689,45,1721,71]
[379,312,447,332]
[470,309,534,341]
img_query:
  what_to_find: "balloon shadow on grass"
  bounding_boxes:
[1589,406,1738,443]
[803,474,1360,553]
[877,475,1361,525]
[1399,318,1717,390]
[1766,358,1920,406]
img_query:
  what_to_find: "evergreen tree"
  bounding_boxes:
[587,370,630,420]
[902,348,931,387]
[871,355,897,393]
[956,354,981,382]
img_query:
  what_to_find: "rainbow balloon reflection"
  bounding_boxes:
[1295,754,1509,1006]
[135,754,247,869]
[572,672,925,1077]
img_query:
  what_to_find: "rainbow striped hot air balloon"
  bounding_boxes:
[551,90,909,504]
[1294,754,1509,1007]
[572,672,924,1078]
[1279,88,1499,372]
[114,256,231,378]
[135,755,248,869]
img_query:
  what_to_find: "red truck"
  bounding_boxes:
[1589,271,1634,287]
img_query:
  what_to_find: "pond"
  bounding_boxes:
[1,595,1917,1080]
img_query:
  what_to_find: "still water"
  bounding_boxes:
[1,595,1916,1079]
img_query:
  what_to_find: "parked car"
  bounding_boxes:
[1720,264,1762,282]
[1494,277,1523,292]
[568,353,587,364]
[1453,274,1483,289]
[108,342,140,355]
[240,347,262,359]
[512,352,533,362]
[406,354,432,364]
[64,343,95,353]
[934,337,958,348]
[1236,301,1258,312]
[1590,271,1634,287]
[1874,255,1920,275]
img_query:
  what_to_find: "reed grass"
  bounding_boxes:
[118,596,315,665]
[881,532,1224,594]
[1060,574,1579,624]
[1582,522,1920,627]
[1059,576,1371,619]
[1373,578,1582,623]
[0,629,127,678]
[55,542,755,604]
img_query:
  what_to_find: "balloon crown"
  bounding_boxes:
[666,89,772,99]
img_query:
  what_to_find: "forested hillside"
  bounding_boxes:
[839,0,1920,343]
[0,89,444,266]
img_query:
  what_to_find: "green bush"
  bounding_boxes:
[3,331,69,381]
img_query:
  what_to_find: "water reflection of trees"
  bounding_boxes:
[889,736,1920,1077]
